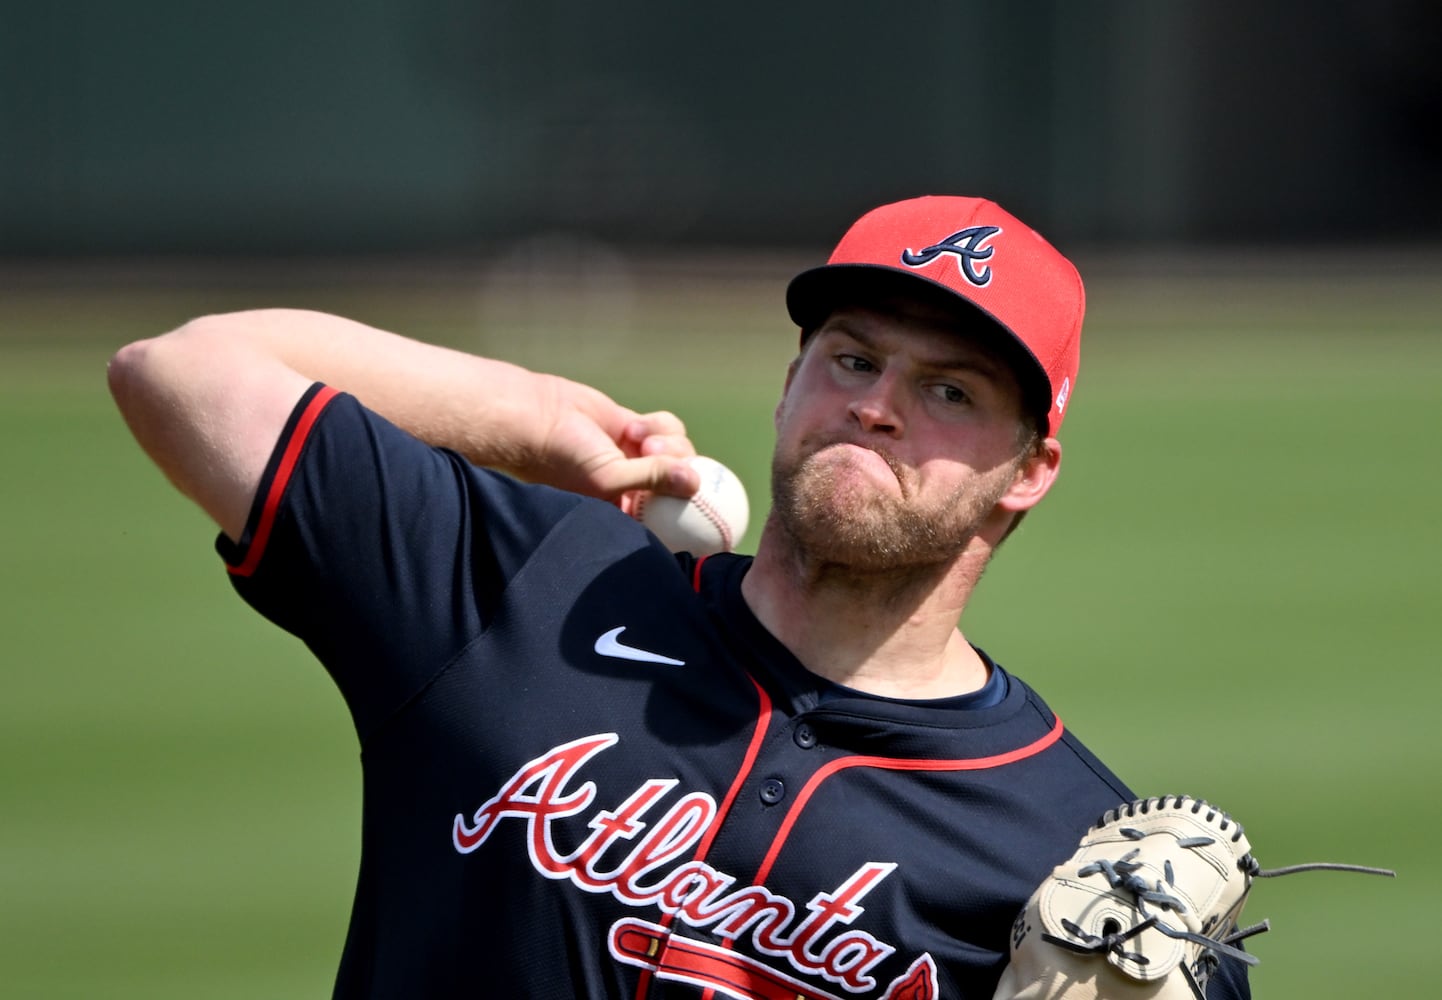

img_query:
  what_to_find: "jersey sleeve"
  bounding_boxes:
[215,384,590,741]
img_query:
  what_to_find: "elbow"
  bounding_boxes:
[106,336,159,419]
[106,315,219,419]
[106,313,234,398]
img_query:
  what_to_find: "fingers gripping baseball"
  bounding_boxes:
[590,452,699,503]
[579,409,699,501]
[623,410,694,458]
[528,377,698,501]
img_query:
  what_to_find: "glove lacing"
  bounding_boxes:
[1041,796,1394,987]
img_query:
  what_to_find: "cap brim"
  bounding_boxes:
[785,263,1053,432]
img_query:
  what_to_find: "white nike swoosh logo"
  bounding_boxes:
[594,626,686,666]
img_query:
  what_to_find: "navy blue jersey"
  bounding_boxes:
[218,386,1248,999]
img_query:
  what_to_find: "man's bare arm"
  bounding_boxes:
[107,308,698,541]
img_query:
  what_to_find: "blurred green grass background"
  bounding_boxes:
[1,256,1436,997]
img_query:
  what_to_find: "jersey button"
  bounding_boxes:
[759,778,786,805]
[794,723,817,749]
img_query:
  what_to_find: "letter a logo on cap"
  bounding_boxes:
[785,196,1086,437]
[900,225,1002,287]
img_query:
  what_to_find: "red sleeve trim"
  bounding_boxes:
[226,385,341,578]
[751,714,1066,886]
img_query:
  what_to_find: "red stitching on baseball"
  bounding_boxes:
[689,493,732,551]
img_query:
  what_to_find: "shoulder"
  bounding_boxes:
[1003,670,1135,806]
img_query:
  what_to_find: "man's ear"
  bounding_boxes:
[997,437,1062,514]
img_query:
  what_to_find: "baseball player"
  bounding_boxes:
[109,196,1251,998]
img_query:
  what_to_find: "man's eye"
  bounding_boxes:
[838,355,875,373]
[932,384,969,404]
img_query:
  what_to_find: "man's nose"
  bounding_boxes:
[848,373,905,436]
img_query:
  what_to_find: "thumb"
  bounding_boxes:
[589,455,699,500]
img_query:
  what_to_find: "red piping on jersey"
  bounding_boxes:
[634,547,771,1000]
[700,676,772,858]
[634,674,773,1000]
[226,385,339,578]
[684,554,770,863]
[751,714,1066,887]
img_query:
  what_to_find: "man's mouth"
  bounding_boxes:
[809,441,907,493]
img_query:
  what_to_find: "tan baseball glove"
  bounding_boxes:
[992,795,1393,1000]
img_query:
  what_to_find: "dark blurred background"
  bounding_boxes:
[4,0,1440,257]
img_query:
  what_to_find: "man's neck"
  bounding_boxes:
[741,521,995,700]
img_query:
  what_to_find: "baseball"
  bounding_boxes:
[635,456,749,556]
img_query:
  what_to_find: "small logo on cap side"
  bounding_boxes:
[901,225,1002,287]
[1055,377,1071,413]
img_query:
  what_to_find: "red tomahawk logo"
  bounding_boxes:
[609,918,937,1000]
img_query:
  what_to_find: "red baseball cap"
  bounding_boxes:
[786,196,1084,437]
